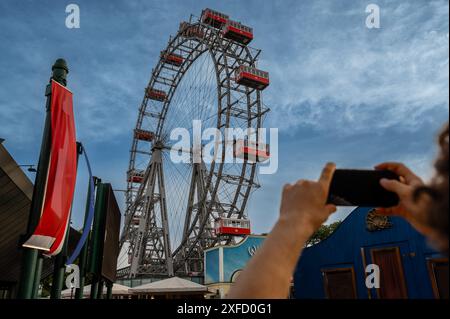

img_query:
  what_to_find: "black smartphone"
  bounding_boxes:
[327,169,400,207]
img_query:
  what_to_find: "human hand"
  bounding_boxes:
[375,162,435,237]
[279,163,337,237]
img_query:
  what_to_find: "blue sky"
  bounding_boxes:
[0,0,448,235]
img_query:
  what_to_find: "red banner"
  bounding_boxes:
[23,80,77,256]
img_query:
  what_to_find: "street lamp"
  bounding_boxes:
[19,165,37,173]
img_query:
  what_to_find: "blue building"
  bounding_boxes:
[294,207,448,299]
[204,235,266,298]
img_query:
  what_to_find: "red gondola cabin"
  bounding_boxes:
[234,139,270,163]
[134,129,155,142]
[161,51,184,67]
[179,22,205,39]
[235,66,270,90]
[215,218,251,236]
[128,170,145,184]
[201,8,229,29]
[146,88,167,102]
[222,20,253,45]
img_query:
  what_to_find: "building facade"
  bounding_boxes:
[294,207,448,299]
[204,235,266,298]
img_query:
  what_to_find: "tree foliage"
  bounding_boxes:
[305,221,342,247]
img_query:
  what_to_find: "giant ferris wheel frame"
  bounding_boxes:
[118,10,270,279]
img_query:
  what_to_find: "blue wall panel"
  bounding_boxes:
[294,207,445,299]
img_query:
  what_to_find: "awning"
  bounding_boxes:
[129,277,208,294]
[61,283,131,298]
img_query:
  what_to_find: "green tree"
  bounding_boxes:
[306,221,342,247]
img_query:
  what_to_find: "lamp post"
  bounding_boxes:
[18,165,37,173]
[17,59,69,299]
[50,142,82,299]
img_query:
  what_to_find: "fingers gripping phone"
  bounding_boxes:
[327,169,401,207]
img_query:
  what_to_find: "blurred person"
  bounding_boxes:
[228,123,448,299]
[376,123,449,253]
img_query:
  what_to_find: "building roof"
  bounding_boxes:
[129,277,208,294]
[61,283,130,298]
[0,144,34,283]
[0,143,81,284]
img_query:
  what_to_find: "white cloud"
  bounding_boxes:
[264,0,449,135]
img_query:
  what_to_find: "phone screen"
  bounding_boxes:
[327,169,400,207]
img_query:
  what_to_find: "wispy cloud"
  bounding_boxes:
[264,0,449,135]
[0,0,448,234]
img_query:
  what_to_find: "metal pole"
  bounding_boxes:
[31,256,43,299]
[97,280,104,299]
[17,58,69,299]
[106,281,113,299]
[75,176,98,299]
[90,276,99,300]
[50,142,83,299]
[50,253,65,299]
[89,181,106,299]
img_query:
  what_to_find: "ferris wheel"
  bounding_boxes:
[118,8,271,279]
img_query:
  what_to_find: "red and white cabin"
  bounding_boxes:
[179,22,205,39]
[215,218,251,236]
[146,88,167,102]
[134,129,155,142]
[131,218,140,226]
[235,66,269,90]
[222,20,253,45]
[161,51,184,67]
[201,8,229,28]
[128,170,145,184]
[234,139,270,163]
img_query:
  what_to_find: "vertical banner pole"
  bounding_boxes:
[89,182,106,299]
[50,142,83,299]
[90,277,99,300]
[31,255,43,299]
[97,280,104,299]
[106,281,113,299]
[75,176,97,299]
[17,59,69,299]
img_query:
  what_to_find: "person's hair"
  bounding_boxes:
[414,123,449,244]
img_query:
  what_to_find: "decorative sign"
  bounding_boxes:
[23,80,77,256]
[366,209,393,232]
[205,236,266,285]
[247,244,261,257]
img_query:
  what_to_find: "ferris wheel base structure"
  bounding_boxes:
[118,8,271,280]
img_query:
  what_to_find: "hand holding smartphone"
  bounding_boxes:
[327,169,400,207]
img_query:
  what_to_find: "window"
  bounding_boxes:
[322,267,357,299]
[370,247,408,299]
[428,258,449,299]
